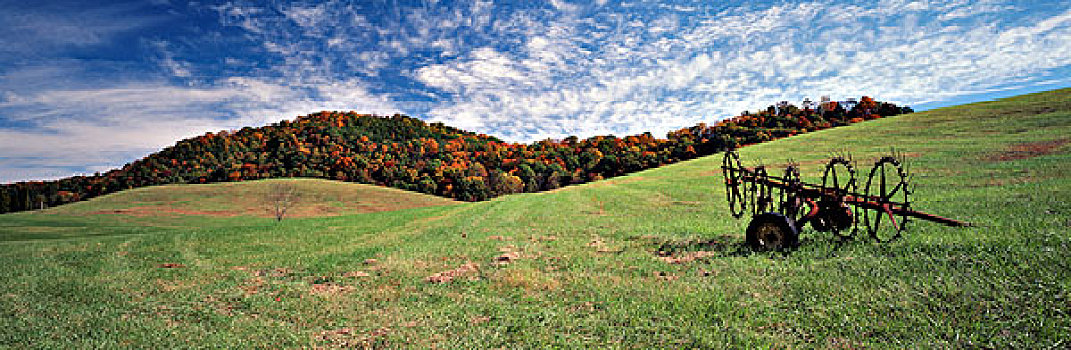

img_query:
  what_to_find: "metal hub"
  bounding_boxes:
[755,222,786,249]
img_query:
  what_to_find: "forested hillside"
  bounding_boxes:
[0,96,910,213]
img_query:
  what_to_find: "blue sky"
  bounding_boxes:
[1,0,1069,183]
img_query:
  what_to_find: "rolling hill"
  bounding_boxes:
[1,97,909,213]
[0,88,1068,347]
[42,178,459,219]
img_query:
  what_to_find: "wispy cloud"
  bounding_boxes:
[409,1,1071,141]
[0,2,164,61]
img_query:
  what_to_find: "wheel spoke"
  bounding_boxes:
[889,180,903,198]
[831,167,839,193]
[873,206,883,232]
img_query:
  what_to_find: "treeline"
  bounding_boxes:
[0,97,911,213]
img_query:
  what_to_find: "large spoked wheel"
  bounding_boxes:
[864,156,911,243]
[749,166,773,216]
[746,212,800,251]
[819,157,858,239]
[779,165,802,221]
[722,151,747,218]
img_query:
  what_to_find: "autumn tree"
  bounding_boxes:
[488,170,524,196]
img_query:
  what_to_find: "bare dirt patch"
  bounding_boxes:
[656,271,680,281]
[986,139,1069,162]
[343,271,371,278]
[495,252,520,265]
[493,268,561,291]
[238,278,265,296]
[425,262,480,283]
[253,267,293,278]
[315,327,391,348]
[588,236,624,254]
[658,251,721,264]
[494,245,524,265]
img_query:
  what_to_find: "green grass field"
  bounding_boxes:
[1,89,1069,348]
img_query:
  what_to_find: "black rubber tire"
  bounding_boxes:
[746,212,800,251]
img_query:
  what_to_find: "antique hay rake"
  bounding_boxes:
[721,149,970,250]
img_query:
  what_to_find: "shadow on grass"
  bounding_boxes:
[650,234,755,258]
[645,230,874,261]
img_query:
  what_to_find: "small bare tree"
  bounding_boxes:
[266,182,300,221]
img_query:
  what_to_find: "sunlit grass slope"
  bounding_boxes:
[46,178,459,218]
[1,89,1069,348]
[0,178,459,242]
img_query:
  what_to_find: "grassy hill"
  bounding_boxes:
[44,178,459,219]
[1,89,1069,348]
[0,179,459,242]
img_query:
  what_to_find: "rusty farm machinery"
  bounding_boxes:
[721,149,970,250]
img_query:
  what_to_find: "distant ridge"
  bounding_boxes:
[0,96,910,213]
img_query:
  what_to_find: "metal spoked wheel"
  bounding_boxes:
[750,166,773,216]
[864,156,911,243]
[820,156,859,239]
[722,151,747,218]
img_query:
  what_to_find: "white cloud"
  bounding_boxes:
[282,4,328,28]
[148,40,194,78]
[409,2,1071,142]
[4,0,1071,182]
[0,73,398,183]
[549,0,581,14]
[0,84,239,183]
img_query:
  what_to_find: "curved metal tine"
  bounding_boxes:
[833,149,853,164]
[903,159,914,195]
[830,149,845,162]
[757,166,769,213]
[891,147,905,164]
[831,165,839,193]
[753,174,763,214]
[880,163,887,199]
[785,158,800,173]
[737,185,747,216]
